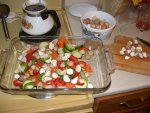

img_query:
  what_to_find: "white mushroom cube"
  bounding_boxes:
[142,52,147,58]
[51,60,57,67]
[52,72,58,78]
[136,46,142,52]
[31,65,36,70]
[130,51,135,57]
[133,39,138,44]
[45,58,52,63]
[40,68,46,74]
[39,47,45,52]
[121,47,126,52]
[87,83,94,88]
[71,76,78,84]
[45,70,51,76]
[66,68,74,75]
[14,74,20,79]
[18,55,24,61]
[75,65,82,72]
[139,53,143,58]
[49,42,55,50]
[38,50,45,56]
[127,41,133,46]
[126,49,131,54]
[125,56,130,60]
[43,76,52,82]
[63,74,71,82]
[131,46,136,52]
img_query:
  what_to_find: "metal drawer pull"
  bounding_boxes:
[120,97,145,108]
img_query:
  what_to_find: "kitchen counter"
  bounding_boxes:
[0,0,149,112]
[65,0,150,98]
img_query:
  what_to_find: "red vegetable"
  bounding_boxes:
[57,36,69,48]
[33,70,40,76]
[34,77,40,86]
[51,78,65,88]
[57,61,63,68]
[79,47,89,51]
[73,72,80,78]
[35,62,43,67]
[77,80,84,86]
[83,64,93,72]
[13,79,23,87]
[69,55,78,62]
[66,82,75,88]
[26,48,38,63]
[51,51,58,59]
[78,61,86,67]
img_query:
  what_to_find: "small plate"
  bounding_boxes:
[69,3,97,17]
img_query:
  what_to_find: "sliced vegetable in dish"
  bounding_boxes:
[13,36,94,89]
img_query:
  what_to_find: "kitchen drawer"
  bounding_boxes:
[94,88,150,113]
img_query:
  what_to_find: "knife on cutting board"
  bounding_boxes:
[137,37,150,48]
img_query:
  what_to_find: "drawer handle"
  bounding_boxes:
[120,97,145,108]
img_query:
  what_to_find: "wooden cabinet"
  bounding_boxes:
[93,88,150,113]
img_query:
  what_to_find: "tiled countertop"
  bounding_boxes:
[65,0,150,98]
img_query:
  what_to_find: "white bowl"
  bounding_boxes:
[81,11,116,40]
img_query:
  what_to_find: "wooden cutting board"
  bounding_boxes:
[109,35,150,76]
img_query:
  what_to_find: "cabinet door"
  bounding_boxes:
[94,88,150,113]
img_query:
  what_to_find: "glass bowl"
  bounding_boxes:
[0,36,114,98]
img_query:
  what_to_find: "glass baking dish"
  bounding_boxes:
[0,36,114,98]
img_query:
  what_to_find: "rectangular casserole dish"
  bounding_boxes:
[0,36,114,97]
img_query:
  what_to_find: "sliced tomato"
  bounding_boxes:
[73,72,80,78]
[13,79,23,87]
[26,48,38,56]
[26,55,36,63]
[69,55,78,62]
[70,61,80,69]
[77,80,84,86]
[79,47,89,51]
[33,70,40,76]
[57,61,62,68]
[26,48,38,63]
[51,81,57,88]
[35,61,43,67]
[78,61,86,67]
[52,78,65,88]
[56,78,65,86]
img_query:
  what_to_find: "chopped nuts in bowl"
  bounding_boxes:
[81,11,116,40]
